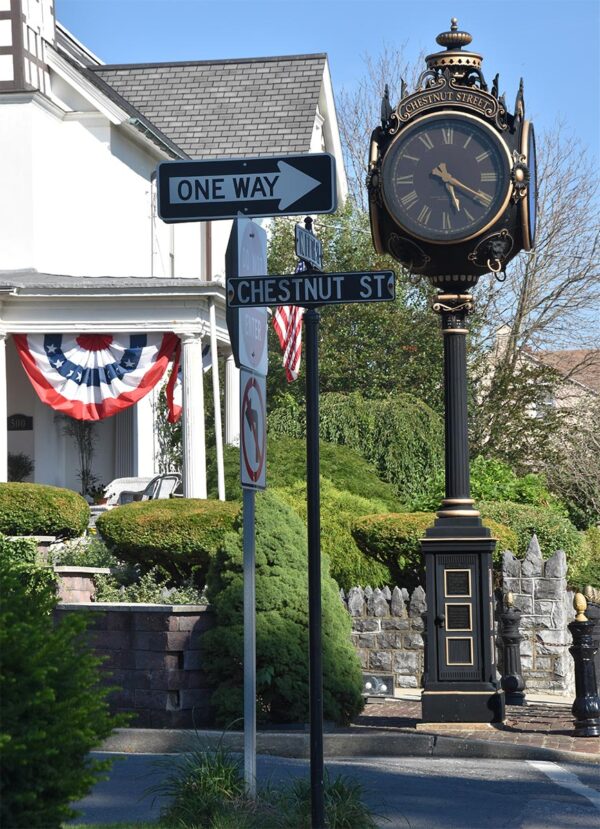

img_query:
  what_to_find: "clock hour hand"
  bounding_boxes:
[433,163,461,210]
[432,164,490,205]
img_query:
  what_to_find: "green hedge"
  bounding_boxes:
[0,483,89,538]
[352,512,517,590]
[202,491,364,727]
[96,499,239,585]
[0,535,117,826]
[478,501,584,574]
[208,435,401,509]
[274,480,392,590]
[569,526,600,590]
[409,455,562,512]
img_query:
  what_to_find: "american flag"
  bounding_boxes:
[272,261,306,382]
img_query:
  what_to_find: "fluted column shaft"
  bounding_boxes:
[441,305,470,501]
[181,332,207,499]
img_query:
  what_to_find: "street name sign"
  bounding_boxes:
[157,154,337,222]
[227,270,396,308]
[295,222,323,270]
[240,368,266,490]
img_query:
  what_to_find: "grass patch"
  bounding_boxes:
[147,739,378,829]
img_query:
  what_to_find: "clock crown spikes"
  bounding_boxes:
[425,18,483,74]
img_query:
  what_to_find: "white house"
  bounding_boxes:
[0,0,346,498]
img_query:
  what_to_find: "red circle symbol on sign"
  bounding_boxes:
[241,376,265,483]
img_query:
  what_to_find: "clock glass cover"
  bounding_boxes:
[522,121,537,250]
[381,111,512,244]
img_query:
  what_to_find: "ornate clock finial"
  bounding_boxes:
[436,18,473,50]
[425,18,483,77]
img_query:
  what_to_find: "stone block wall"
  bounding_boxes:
[54,603,215,728]
[342,585,427,691]
[501,536,574,695]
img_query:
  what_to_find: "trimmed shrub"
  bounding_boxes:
[352,512,517,589]
[0,483,89,538]
[202,490,364,727]
[208,435,401,509]
[274,480,392,590]
[478,501,584,576]
[0,535,117,827]
[96,498,239,586]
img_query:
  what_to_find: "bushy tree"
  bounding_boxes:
[202,491,364,726]
[0,536,117,827]
[267,201,444,414]
[269,392,444,505]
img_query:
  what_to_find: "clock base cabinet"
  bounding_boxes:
[421,539,505,724]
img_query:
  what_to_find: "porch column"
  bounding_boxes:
[181,331,207,498]
[225,352,240,446]
[0,334,6,482]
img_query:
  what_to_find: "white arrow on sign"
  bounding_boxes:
[169,162,321,211]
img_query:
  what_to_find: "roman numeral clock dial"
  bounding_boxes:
[381,112,512,244]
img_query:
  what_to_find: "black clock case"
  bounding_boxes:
[368,97,529,287]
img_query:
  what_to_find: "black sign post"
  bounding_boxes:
[226,218,395,829]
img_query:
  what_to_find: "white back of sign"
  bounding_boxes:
[237,219,268,376]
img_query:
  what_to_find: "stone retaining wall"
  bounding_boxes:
[342,585,427,690]
[54,603,214,728]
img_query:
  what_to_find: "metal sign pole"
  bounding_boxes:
[242,485,256,796]
[304,306,325,829]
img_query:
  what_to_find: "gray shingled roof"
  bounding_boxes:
[0,270,223,295]
[92,54,326,159]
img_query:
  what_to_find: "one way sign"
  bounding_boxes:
[157,153,337,222]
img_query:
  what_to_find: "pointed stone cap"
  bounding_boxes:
[544,549,567,579]
[521,534,543,577]
[502,550,520,578]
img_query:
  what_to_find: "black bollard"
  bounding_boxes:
[498,591,526,705]
[583,586,600,682]
[568,593,600,738]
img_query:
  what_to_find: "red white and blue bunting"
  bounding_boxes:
[14,332,179,421]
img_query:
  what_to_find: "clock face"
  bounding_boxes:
[381,111,512,244]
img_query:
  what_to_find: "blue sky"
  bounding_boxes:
[56,0,599,160]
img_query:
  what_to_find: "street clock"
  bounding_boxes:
[367,19,537,290]
[366,20,539,726]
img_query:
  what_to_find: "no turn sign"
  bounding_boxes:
[240,369,266,490]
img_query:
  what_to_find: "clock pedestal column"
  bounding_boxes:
[421,291,504,724]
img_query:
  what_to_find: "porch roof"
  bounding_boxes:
[0,270,225,298]
[0,271,229,338]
